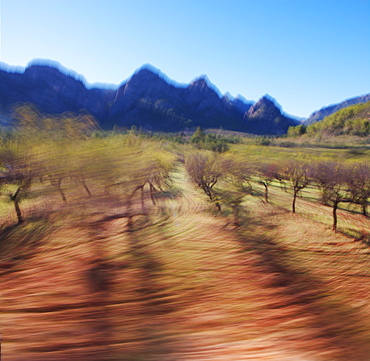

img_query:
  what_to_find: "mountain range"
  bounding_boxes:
[0,61,368,135]
[0,62,298,134]
[304,94,370,125]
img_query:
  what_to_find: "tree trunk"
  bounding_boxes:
[52,177,67,202]
[204,186,221,211]
[10,182,29,224]
[263,184,269,202]
[57,184,67,202]
[140,186,145,211]
[149,183,156,205]
[362,201,368,217]
[126,198,134,232]
[13,198,24,224]
[81,179,92,197]
[232,205,240,226]
[292,189,298,213]
[333,201,338,232]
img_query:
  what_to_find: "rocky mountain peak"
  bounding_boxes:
[119,66,171,101]
[243,95,299,135]
[247,95,281,119]
[24,63,86,86]
[256,95,276,107]
[0,60,300,134]
[190,75,209,87]
[222,93,254,114]
[25,64,61,77]
[127,66,161,84]
[187,76,222,97]
[184,75,223,111]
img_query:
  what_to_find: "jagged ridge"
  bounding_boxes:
[1,61,300,134]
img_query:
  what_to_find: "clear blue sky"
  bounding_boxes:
[0,0,369,118]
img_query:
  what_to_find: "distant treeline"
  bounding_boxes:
[93,125,242,153]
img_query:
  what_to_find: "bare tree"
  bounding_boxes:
[12,105,100,203]
[38,141,70,203]
[310,161,352,231]
[346,162,370,217]
[256,162,280,202]
[0,141,35,224]
[282,159,310,213]
[49,175,67,202]
[185,152,224,211]
[129,151,173,211]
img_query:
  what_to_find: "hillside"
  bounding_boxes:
[305,94,370,125]
[305,101,370,136]
[0,62,299,135]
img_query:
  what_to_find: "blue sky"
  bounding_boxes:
[0,0,369,118]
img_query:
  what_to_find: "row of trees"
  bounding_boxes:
[185,151,370,231]
[1,105,369,233]
[0,139,174,224]
[2,131,368,232]
[126,125,240,153]
[0,105,175,224]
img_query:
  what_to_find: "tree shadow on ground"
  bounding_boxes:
[120,214,179,361]
[83,208,179,361]
[236,216,370,361]
[0,217,52,264]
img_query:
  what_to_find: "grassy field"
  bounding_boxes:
[229,141,370,163]
[0,141,369,361]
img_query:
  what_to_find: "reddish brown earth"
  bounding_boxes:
[0,175,369,361]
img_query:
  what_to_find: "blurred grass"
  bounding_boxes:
[229,142,370,163]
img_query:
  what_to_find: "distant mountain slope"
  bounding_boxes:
[305,94,370,125]
[1,61,299,134]
[305,101,370,136]
[243,95,298,135]
[0,64,116,122]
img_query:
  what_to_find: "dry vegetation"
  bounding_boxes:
[0,114,369,361]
